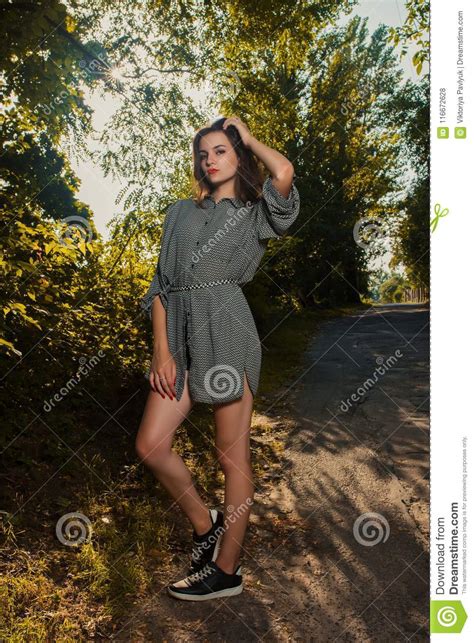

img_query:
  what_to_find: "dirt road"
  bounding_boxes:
[115,303,429,641]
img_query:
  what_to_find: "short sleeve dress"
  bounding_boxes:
[140,175,301,404]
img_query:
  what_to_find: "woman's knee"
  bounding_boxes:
[135,435,172,466]
[216,448,252,475]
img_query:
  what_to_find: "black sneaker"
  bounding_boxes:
[167,560,243,601]
[188,508,224,576]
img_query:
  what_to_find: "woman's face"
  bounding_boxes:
[198,131,240,188]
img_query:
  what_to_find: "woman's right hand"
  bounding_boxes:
[150,347,176,400]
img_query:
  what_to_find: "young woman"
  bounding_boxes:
[136,116,300,601]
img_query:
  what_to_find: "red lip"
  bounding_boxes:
[207,168,219,174]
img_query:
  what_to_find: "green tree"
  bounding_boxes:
[294,16,406,305]
[387,0,430,74]
[387,77,429,290]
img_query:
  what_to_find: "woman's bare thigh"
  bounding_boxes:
[136,370,194,460]
[213,371,254,462]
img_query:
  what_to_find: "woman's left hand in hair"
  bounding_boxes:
[223,116,253,148]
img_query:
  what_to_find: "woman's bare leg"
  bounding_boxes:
[213,371,255,574]
[135,370,213,536]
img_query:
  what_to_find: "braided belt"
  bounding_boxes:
[169,278,240,292]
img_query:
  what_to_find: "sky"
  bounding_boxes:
[71,0,418,243]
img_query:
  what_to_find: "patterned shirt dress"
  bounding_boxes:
[140,176,301,405]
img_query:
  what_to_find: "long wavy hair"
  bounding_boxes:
[192,117,264,208]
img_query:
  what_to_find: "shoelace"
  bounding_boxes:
[185,563,214,585]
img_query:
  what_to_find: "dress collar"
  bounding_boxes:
[203,194,246,208]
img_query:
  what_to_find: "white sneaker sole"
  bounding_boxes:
[167,583,243,601]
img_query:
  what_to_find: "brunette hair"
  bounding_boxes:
[192,117,264,208]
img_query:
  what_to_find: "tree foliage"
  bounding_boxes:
[387,0,430,74]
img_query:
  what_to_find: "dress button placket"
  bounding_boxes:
[185,199,212,357]
[182,291,191,368]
